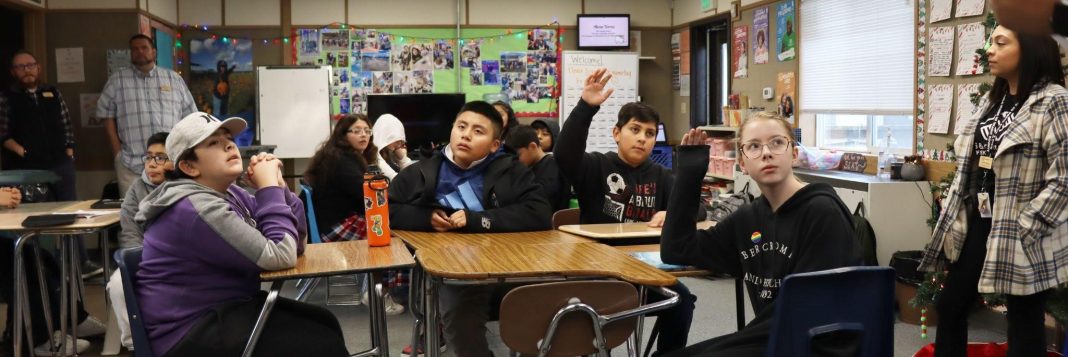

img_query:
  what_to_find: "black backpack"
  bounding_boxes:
[709,182,754,222]
[852,202,879,266]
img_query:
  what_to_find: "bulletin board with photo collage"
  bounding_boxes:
[294,27,561,118]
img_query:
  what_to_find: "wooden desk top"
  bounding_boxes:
[394,230,594,251]
[613,244,712,278]
[557,221,715,239]
[0,200,120,232]
[260,239,416,281]
[417,242,677,286]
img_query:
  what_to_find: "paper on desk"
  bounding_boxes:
[54,210,115,218]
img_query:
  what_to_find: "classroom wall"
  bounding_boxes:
[146,0,177,24]
[48,0,133,9]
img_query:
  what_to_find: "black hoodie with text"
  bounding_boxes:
[661,145,861,316]
[555,100,673,224]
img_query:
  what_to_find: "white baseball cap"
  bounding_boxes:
[166,112,247,163]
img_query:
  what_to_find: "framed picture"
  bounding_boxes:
[731,1,742,21]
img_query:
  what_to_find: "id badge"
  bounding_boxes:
[978,156,994,170]
[977,192,993,218]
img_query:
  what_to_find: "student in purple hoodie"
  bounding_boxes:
[134,112,348,356]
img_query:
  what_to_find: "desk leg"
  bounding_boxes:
[31,244,56,351]
[369,272,390,356]
[58,237,71,356]
[425,275,440,357]
[632,285,647,356]
[242,281,284,357]
[13,231,37,357]
[735,278,745,331]
[69,236,83,353]
[408,266,425,354]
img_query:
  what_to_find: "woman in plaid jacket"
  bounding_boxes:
[919,26,1068,356]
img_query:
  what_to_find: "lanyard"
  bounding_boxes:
[977,96,1021,193]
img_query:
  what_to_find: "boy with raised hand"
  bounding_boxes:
[389,101,551,356]
[554,68,696,355]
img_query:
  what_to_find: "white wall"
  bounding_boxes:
[467,0,580,26]
[179,0,221,25]
[226,0,280,26]
[672,0,733,26]
[147,0,177,23]
[348,0,459,25]
[585,0,672,27]
[48,0,134,9]
[290,0,343,26]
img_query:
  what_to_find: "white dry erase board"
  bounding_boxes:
[560,51,639,153]
[256,66,332,158]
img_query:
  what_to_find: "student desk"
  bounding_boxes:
[250,239,415,357]
[0,200,120,357]
[556,222,748,331]
[395,230,679,357]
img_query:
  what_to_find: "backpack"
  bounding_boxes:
[853,202,879,266]
[708,182,754,222]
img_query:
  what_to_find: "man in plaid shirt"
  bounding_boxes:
[0,50,77,201]
[97,34,195,195]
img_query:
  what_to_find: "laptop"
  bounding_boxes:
[650,123,673,170]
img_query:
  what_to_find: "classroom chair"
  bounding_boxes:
[295,181,366,306]
[498,280,680,357]
[115,247,155,357]
[551,208,580,229]
[765,266,895,357]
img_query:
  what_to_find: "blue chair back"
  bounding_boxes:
[766,266,895,357]
[299,182,322,243]
[115,247,155,357]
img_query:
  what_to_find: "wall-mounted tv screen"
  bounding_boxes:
[577,14,631,50]
[367,93,466,159]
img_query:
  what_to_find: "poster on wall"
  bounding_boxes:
[931,0,953,22]
[732,25,749,78]
[79,93,104,128]
[927,26,954,77]
[189,37,255,144]
[926,84,953,134]
[955,0,984,18]
[671,32,681,89]
[775,0,797,62]
[753,7,770,64]
[106,49,130,76]
[955,22,985,76]
[954,83,980,134]
[776,72,796,125]
[55,48,84,83]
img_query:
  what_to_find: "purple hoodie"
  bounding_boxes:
[133,179,306,355]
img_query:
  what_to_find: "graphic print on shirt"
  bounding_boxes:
[602,172,659,222]
[975,105,1018,158]
[740,230,794,300]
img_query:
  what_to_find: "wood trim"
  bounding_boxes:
[280,0,290,64]
[220,0,225,26]
[139,9,176,27]
[740,0,784,12]
[464,0,469,25]
[195,25,280,29]
[45,8,140,13]
[0,0,45,12]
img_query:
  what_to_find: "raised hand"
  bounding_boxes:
[681,129,710,146]
[580,68,615,107]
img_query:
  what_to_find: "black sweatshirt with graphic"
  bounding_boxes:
[661,145,861,315]
[555,99,674,224]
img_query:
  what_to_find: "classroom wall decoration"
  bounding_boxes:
[752,7,770,65]
[732,25,749,78]
[954,22,985,76]
[292,25,562,117]
[775,0,797,62]
[930,0,952,22]
[927,26,954,77]
[188,37,256,145]
[776,72,796,125]
[954,0,984,18]
[671,32,681,89]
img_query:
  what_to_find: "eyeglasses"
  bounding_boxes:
[11,63,37,71]
[347,129,372,136]
[142,154,170,165]
[740,136,793,159]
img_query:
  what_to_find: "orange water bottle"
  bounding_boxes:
[363,165,392,247]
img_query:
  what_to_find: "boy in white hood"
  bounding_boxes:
[372,114,412,179]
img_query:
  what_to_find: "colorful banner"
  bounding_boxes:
[732,25,749,78]
[776,0,797,62]
[753,7,770,64]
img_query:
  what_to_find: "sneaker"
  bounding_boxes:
[75,316,107,337]
[81,260,104,279]
[383,294,405,316]
[401,341,447,356]
[34,332,89,356]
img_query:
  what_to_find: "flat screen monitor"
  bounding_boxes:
[367,93,466,158]
[577,14,631,50]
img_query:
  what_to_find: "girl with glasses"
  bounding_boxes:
[660,112,861,356]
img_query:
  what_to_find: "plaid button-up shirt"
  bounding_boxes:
[921,83,1068,296]
[96,65,195,172]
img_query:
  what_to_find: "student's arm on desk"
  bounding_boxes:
[660,145,741,275]
[388,165,436,231]
[460,165,552,232]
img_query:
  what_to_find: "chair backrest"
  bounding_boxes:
[299,182,322,243]
[766,266,895,357]
[551,208,580,229]
[499,280,638,356]
[115,247,155,357]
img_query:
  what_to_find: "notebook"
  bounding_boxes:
[22,214,77,228]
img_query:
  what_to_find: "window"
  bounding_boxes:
[800,0,915,154]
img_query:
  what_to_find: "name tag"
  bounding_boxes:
[161,85,172,92]
[41,91,54,98]
[978,156,994,170]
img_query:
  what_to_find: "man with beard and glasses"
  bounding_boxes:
[98,34,196,195]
